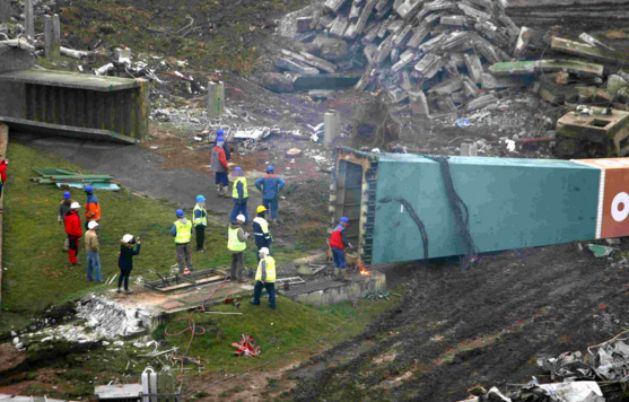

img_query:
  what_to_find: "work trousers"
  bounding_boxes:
[231,252,244,281]
[67,235,80,265]
[215,171,229,186]
[118,268,131,291]
[176,243,193,273]
[263,198,279,220]
[195,225,206,251]
[230,200,249,223]
[87,251,102,281]
[331,247,346,269]
[252,281,276,309]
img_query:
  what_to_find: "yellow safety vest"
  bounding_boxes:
[193,204,207,226]
[255,256,276,282]
[232,177,249,199]
[227,226,247,252]
[253,217,269,235]
[174,219,192,244]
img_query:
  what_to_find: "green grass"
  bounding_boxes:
[154,298,398,375]
[0,142,293,317]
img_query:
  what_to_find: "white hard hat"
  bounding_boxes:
[236,214,246,223]
[88,221,99,230]
[70,202,80,209]
[121,234,134,243]
[259,247,270,256]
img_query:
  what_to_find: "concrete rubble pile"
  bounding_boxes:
[274,0,521,115]
[76,295,152,339]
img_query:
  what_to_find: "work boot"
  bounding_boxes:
[216,185,222,195]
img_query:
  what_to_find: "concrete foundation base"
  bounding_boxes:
[283,271,386,306]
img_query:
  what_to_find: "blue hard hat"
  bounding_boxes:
[196,194,206,203]
[176,209,184,218]
[84,185,93,193]
[233,166,243,176]
[216,128,225,141]
[340,216,350,224]
[266,165,274,173]
[63,191,71,200]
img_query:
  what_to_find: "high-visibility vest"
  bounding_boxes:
[253,217,269,236]
[255,256,276,282]
[227,226,247,252]
[232,177,249,199]
[193,204,207,226]
[174,219,192,244]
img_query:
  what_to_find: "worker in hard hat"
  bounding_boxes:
[85,220,102,282]
[84,185,101,228]
[171,209,193,275]
[253,205,272,260]
[328,217,352,278]
[251,247,276,310]
[227,214,249,282]
[254,165,285,224]
[215,128,231,161]
[211,131,230,196]
[118,234,141,293]
[58,191,74,251]
[64,202,83,266]
[230,166,249,223]
[193,195,208,252]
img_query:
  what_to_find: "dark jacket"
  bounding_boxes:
[118,243,141,272]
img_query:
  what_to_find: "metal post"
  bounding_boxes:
[44,15,53,59]
[324,109,340,148]
[24,0,34,41]
[0,0,10,23]
[52,14,61,59]
[207,80,225,121]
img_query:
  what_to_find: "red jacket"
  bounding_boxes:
[64,211,83,237]
[212,146,229,171]
[0,160,7,183]
[328,225,346,250]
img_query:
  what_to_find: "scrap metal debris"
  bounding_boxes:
[231,334,260,357]
[32,168,120,191]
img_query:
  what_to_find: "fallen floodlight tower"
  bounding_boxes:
[332,147,629,265]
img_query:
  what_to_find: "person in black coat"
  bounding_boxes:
[118,233,141,293]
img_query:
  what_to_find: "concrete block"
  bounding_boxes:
[289,271,386,306]
[207,81,225,121]
[24,0,34,40]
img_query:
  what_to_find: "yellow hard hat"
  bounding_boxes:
[256,205,267,214]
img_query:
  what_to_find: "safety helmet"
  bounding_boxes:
[266,165,274,174]
[70,202,81,209]
[236,214,246,223]
[259,247,270,256]
[84,185,93,193]
[63,191,71,200]
[256,205,267,214]
[176,209,184,218]
[216,128,225,139]
[196,195,206,203]
[88,220,99,230]
[121,234,134,243]
[340,216,350,224]
[233,166,243,176]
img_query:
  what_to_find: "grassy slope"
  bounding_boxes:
[0,142,298,316]
[58,0,309,73]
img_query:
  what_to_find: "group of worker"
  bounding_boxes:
[59,186,141,293]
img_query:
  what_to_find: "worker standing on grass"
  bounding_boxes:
[211,135,230,196]
[85,221,102,282]
[58,191,73,251]
[118,234,141,293]
[254,165,285,224]
[0,159,8,198]
[64,202,82,266]
[230,166,249,223]
[227,214,249,282]
[84,185,101,229]
[171,209,193,275]
[251,247,276,310]
[328,217,352,278]
[253,205,272,260]
[193,195,208,252]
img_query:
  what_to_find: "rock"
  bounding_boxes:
[286,148,303,157]
[260,72,295,93]
[308,35,351,62]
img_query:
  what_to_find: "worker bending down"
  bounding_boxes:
[328,216,352,278]
[251,247,276,310]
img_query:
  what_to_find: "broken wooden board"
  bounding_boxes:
[551,36,628,65]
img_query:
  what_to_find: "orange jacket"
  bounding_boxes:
[86,201,101,221]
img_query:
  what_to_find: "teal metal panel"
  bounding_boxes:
[370,154,601,264]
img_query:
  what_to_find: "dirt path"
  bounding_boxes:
[287,242,629,401]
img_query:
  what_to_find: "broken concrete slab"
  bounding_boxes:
[309,35,351,62]
[551,36,626,65]
[275,57,320,75]
[490,59,604,77]
[293,74,360,91]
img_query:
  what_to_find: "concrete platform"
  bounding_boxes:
[282,271,386,306]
